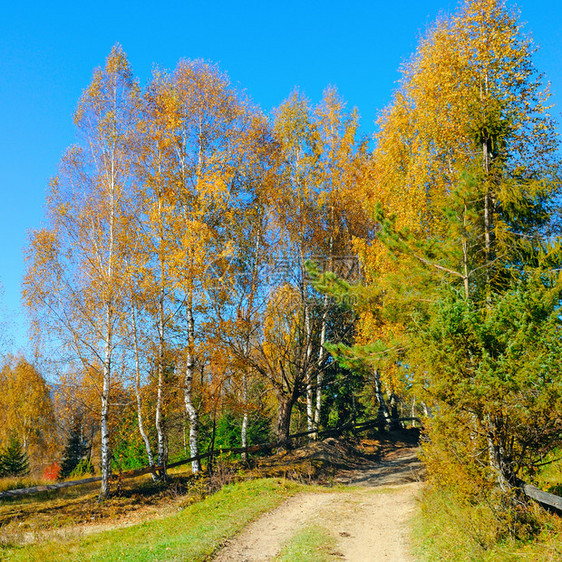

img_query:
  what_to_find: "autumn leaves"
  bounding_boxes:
[21,0,562,505]
[24,47,363,498]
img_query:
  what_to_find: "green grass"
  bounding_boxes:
[275,524,338,562]
[412,484,562,561]
[535,449,562,496]
[1,478,303,561]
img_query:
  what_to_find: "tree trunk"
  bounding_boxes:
[374,369,390,431]
[313,211,334,438]
[303,276,314,436]
[388,393,402,431]
[131,304,156,480]
[313,292,330,439]
[99,178,115,501]
[184,375,200,473]
[184,301,200,473]
[240,221,262,462]
[241,373,249,462]
[155,289,167,480]
[305,376,314,434]
[276,393,295,446]
[99,306,112,501]
[462,203,470,299]
[486,416,515,492]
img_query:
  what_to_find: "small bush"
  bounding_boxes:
[42,462,61,482]
[69,458,95,478]
[413,482,562,561]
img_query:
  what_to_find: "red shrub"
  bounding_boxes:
[42,462,61,482]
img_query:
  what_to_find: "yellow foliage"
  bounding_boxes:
[0,356,57,474]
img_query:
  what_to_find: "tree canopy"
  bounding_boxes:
[14,0,561,512]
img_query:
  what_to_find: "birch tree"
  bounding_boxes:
[264,89,365,441]
[24,45,138,500]
[139,60,269,471]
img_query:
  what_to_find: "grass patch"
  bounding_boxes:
[412,484,562,561]
[535,448,562,496]
[0,473,186,545]
[1,478,303,561]
[276,524,338,561]
[0,477,50,493]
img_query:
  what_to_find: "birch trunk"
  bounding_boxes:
[241,222,262,459]
[304,315,314,434]
[312,291,329,439]
[301,253,314,436]
[154,288,167,479]
[374,369,390,430]
[312,213,333,439]
[99,143,116,501]
[241,373,249,461]
[131,304,156,479]
[99,314,112,501]
[462,203,470,299]
[184,299,200,473]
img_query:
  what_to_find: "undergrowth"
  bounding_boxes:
[0,477,47,493]
[535,448,562,497]
[413,483,562,561]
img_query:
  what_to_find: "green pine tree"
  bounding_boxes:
[59,420,87,480]
[0,432,29,477]
[325,0,562,498]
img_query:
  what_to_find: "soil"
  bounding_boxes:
[214,431,424,561]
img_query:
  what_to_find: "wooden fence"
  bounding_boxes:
[2,417,561,514]
[0,417,395,500]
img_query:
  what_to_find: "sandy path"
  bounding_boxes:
[213,447,422,562]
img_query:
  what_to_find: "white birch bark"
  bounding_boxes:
[241,216,263,458]
[99,310,112,500]
[99,126,116,501]
[241,374,249,461]
[374,369,391,429]
[312,291,329,439]
[131,303,156,478]
[184,298,200,473]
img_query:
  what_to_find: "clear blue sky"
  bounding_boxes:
[1,0,561,355]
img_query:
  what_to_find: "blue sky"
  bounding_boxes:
[1,0,561,354]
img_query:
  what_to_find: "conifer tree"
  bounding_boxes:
[59,420,87,480]
[0,432,29,477]
[355,0,561,494]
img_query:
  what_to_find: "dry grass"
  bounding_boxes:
[249,435,383,484]
[1,479,304,561]
[0,477,49,494]
[413,481,562,561]
[0,433,415,558]
[535,449,562,496]
[0,472,209,548]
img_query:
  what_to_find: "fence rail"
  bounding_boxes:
[1,416,401,499]
[523,483,562,512]
[6,416,560,514]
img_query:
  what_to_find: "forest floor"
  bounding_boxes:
[215,430,425,561]
[0,430,425,560]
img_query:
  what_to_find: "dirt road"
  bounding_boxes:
[214,446,423,561]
